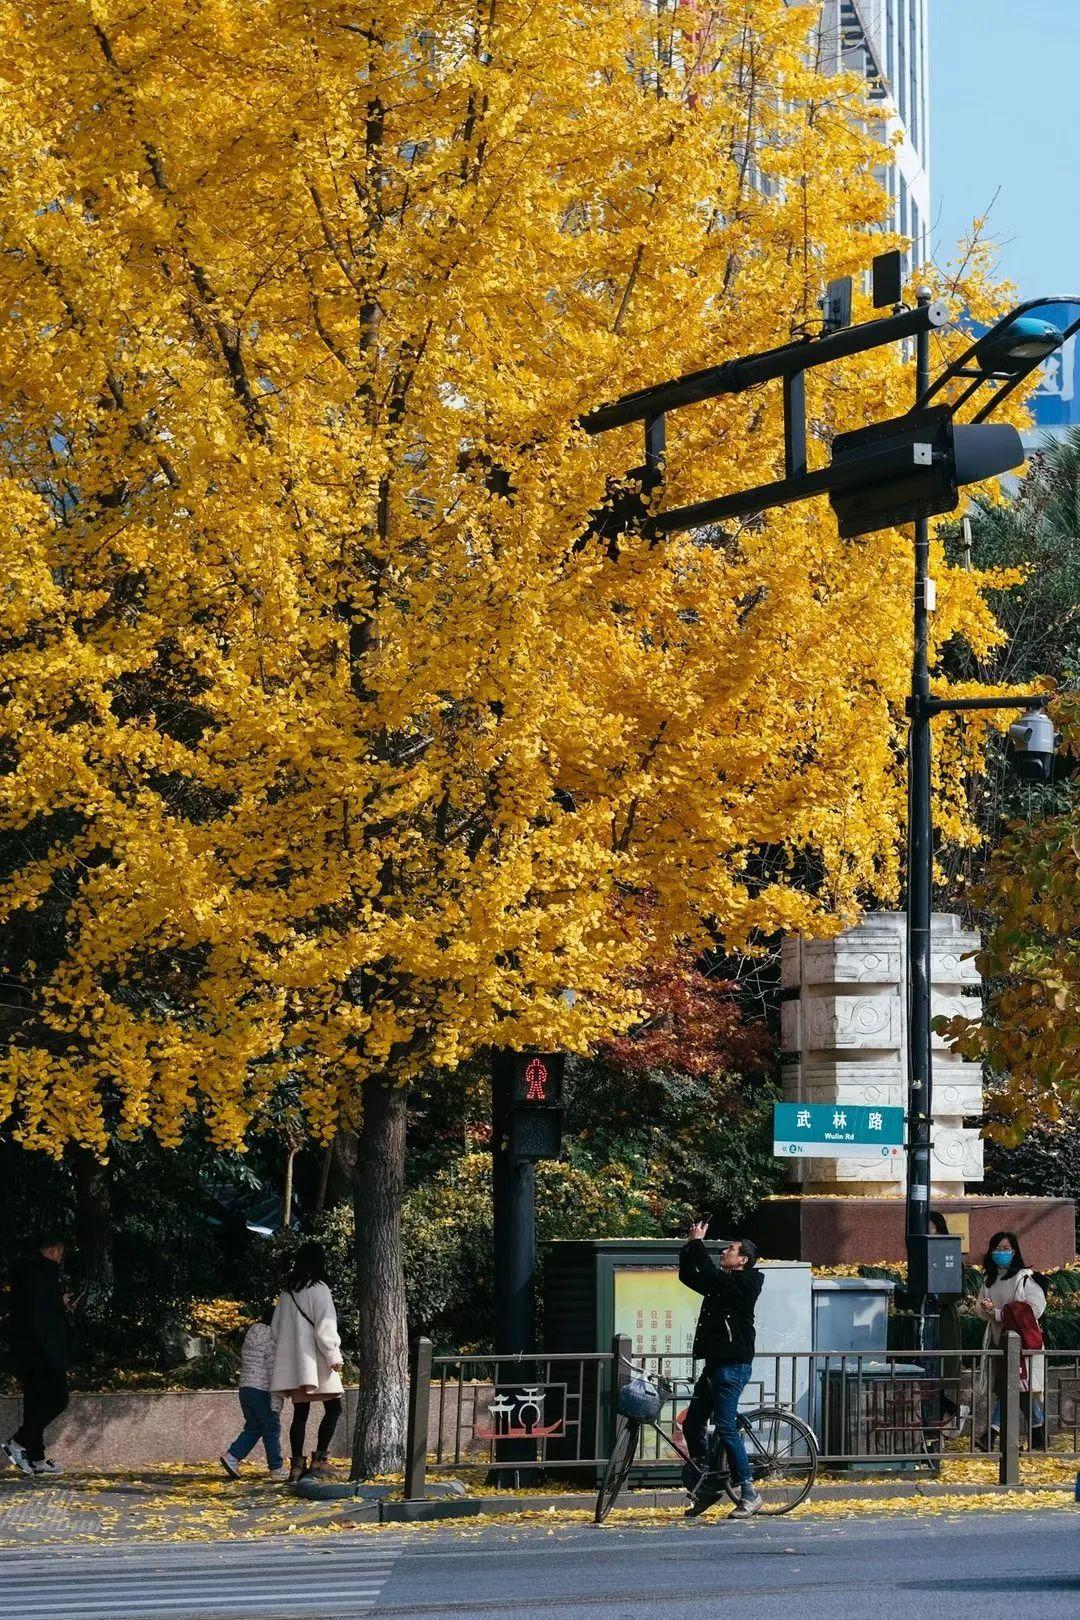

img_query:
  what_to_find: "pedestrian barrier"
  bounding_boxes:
[402,1334,1080,1499]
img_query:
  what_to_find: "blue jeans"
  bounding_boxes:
[991,1395,1045,1430]
[228,1387,283,1470]
[683,1360,754,1488]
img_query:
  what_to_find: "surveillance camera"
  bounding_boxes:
[1007,707,1059,784]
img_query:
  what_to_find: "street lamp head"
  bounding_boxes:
[976,316,1063,374]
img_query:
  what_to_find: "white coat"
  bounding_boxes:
[270,1283,344,1399]
[978,1267,1046,1396]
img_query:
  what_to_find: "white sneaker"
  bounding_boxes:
[220,1453,242,1479]
[2,1439,33,1476]
[30,1458,62,1476]
[268,1466,289,1482]
[729,1489,763,1519]
[944,1403,971,1439]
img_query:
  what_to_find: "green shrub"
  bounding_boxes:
[402,1152,658,1351]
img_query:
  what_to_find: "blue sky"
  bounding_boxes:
[931,0,1080,297]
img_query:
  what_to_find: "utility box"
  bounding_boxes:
[812,1278,895,1356]
[907,1234,964,1297]
[543,1240,813,1475]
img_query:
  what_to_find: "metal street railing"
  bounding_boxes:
[402,1331,1080,1500]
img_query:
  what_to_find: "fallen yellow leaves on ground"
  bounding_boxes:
[3,1460,1076,1550]
[940,1455,1078,1486]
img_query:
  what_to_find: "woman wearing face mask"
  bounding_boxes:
[975,1231,1046,1451]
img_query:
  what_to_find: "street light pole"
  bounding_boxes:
[905,290,935,1305]
[580,272,1079,1308]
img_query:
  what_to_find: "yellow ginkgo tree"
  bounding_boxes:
[0,0,1023,1471]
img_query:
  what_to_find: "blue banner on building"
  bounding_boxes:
[1026,301,1080,429]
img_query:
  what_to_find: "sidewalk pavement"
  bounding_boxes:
[0,1464,376,1548]
[1,1457,1076,1549]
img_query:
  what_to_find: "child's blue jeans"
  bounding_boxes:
[228,1387,283,1470]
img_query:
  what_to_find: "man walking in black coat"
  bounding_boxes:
[3,1234,70,1476]
[679,1222,764,1518]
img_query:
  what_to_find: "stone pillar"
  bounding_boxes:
[780,912,984,1198]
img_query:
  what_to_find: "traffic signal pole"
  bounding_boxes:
[491,1052,537,1359]
[489,1051,541,1487]
[905,293,934,1317]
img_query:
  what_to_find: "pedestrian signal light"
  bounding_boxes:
[494,1051,565,1160]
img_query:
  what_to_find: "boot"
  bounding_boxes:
[1030,1424,1047,1452]
[287,1455,307,1485]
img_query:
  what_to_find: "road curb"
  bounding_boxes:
[372,1479,1071,1522]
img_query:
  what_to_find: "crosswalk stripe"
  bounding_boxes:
[2,1547,402,1569]
[0,1539,402,1569]
[5,1568,399,1590]
[8,1582,393,1617]
[0,1536,404,1618]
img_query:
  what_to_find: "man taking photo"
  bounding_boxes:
[679,1221,764,1518]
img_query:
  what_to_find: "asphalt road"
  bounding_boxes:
[1,1509,1076,1619]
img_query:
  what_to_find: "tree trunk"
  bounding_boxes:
[350,1079,409,1479]
[318,1130,357,1212]
[70,1147,114,1312]
[282,1145,297,1229]
[314,1142,333,1214]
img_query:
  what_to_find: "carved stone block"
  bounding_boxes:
[931,1126,984,1184]
[802,991,901,1051]
[780,911,985,1197]
[930,1065,984,1117]
[802,1153,903,1185]
[794,1067,905,1112]
[930,991,981,1047]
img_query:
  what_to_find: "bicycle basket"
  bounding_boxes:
[617,1373,664,1422]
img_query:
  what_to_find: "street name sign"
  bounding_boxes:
[773,1101,904,1160]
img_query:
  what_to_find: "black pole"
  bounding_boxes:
[490,1051,537,1486]
[491,1051,536,1357]
[906,289,934,1327]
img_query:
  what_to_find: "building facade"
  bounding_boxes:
[804,1,930,271]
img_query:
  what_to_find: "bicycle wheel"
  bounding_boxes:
[595,1417,639,1523]
[736,1407,818,1514]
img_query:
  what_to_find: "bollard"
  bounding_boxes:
[998,1331,1021,1487]
[404,1336,433,1501]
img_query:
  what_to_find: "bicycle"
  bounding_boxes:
[595,1363,818,1523]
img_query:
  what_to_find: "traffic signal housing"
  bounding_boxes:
[492,1050,565,1160]
[829,407,1025,538]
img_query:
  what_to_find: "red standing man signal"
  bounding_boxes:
[524,1058,549,1102]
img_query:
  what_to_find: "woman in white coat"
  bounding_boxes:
[976,1230,1047,1451]
[271,1242,345,1482]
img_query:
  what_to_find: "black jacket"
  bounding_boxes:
[679,1240,764,1364]
[7,1252,68,1375]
